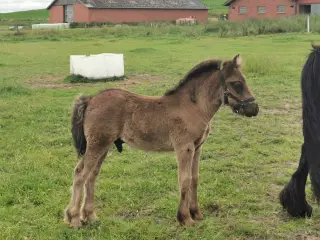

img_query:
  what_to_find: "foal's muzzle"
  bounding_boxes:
[233,102,259,117]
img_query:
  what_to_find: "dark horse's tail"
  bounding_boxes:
[71,95,92,157]
[302,45,320,200]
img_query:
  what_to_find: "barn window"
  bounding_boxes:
[277,5,286,13]
[239,6,247,14]
[258,6,266,14]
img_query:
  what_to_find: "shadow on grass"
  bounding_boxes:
[64,74,128,84]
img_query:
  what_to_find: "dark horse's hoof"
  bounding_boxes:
[279,187,313,218]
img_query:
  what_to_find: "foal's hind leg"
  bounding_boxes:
[280,144,312,218]
[81,152,107,223]
[190,146,204,221]
[64,143,110,228]
[175,143,196,226]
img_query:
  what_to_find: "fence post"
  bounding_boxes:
[307,14,310,33]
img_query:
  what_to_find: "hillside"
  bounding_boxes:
[202,0,227,14]
[0,9,48,20]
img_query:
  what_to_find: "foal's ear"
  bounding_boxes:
[312,42,320,50]
[216,60,222,70]
[233,54,243,68]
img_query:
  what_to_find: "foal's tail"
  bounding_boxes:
[71,95,92,157]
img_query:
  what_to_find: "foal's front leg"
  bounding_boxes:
[175,143,195,226]
[190,146,204,221]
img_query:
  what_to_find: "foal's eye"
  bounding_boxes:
[231,82,244,95]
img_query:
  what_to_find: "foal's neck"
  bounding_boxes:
[200,72,223,121]
[183,71,223,122]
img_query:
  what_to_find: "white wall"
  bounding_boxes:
[32,23,70,29]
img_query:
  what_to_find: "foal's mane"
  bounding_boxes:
[164,59,222,96]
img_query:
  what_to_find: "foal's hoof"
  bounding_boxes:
[64,209,83,228]
[70,218,83,228]
[64,208,72,224]
[81,211,98,224]
[180,218,196,227]
[190,209,204,221]
[177,211,196,227]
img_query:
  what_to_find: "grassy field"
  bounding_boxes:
[1,29,320,239]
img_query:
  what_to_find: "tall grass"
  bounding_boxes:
[1,15,320,41]
[243,55,283,77]
[208,15,320,37]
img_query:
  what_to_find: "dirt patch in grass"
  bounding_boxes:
[296,235,320,240]
[116,207,154,219]
[122,74,163,85]
[24,74,163,89]
[263,108,285,116]
[204,202,220,217]
[24,76,80,89]
[263,102,301,116]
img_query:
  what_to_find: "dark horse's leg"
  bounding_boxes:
[279,144,312,217]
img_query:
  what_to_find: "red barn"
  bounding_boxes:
[224,0,320,21]
[47,0,209,24]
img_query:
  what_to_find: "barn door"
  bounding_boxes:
[64,5,74,23]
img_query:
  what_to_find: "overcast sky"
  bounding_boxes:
[0,0,52,13]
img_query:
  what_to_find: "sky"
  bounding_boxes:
[0,0,52,13]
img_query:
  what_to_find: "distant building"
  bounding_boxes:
[47,0,209,24]
[224,0,320,21]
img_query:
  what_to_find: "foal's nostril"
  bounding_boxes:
[252,104,259,116]
[242,103,259,117]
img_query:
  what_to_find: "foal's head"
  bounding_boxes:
[220,54,259,117]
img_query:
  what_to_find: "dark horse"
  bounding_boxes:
[280,45,320,217]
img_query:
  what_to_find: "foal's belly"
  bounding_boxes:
[121,132,174,152]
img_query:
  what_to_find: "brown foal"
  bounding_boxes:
[64,55,259,228]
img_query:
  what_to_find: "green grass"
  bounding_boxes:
[1,31,320,239]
